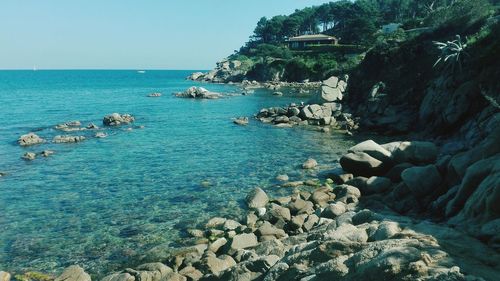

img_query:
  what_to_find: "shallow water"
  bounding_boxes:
[0,70,356,277]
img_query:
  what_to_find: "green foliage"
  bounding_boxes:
[424,0,494,28]
[240,44,292,60]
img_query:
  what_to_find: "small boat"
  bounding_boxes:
[137,70,146,74]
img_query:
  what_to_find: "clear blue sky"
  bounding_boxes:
[0,0,331,70]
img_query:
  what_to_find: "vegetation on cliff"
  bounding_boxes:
[218,0,499,82]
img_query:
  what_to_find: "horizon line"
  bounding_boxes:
[0,68,208,71]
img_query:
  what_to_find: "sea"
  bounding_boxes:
[0,70,358,277]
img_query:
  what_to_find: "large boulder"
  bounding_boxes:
[228,233,258,252]
[310,76,348,104]
[246,187,269,209]
[348,140,392,164]
[446,154,500,223]
[401,165,442,199]
[340,152,385,177]
[392,141,438,164]
[103,113,135,126]
[18,133,45,146]
[55,266,91,281]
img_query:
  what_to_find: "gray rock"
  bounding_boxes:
[18,133,45,146]
[257,221,287,239]
[178,266,202,281]
[371,221,400,241]
[340,152,384,177]
[175,86,222,99]
[55,266,91,281]
[393,141,439,164]
[302,158,318,169]
[202,255,237,276]
[53,135,86,143]
[103,113,135,126]
[266,203,291,222]
[303,214,319,231]
[209,237,228,253]
[348,140,392,164]
[22,152,36,161]
[321,203,347,219]
[275,174,289,182]
[40,150,55,157]
[246,187,269,209]
[401,165,442,199]
[228,233,258,251]
[233,117,249,126]
[206,217,227,228]
[364,176,392,194]
[101,273,135,281]
[273,116,289,124]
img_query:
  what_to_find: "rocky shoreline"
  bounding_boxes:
[3,134,498,281]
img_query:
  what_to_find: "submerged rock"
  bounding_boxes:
[302,158,318,169]
[40,150,55,157]
[18,133,45,146]
[22,152,36,161]
[147,92,162,97]
[103,113,135,126]
[233,117,249,126]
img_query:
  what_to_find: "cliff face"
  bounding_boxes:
[346,17,500,143]
[343,16,500,252]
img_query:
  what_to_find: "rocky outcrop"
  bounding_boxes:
[18,133,45,146]
[310,75,349,104]
[187,59,247,83]
[55,121,85,132]
[175,87,222,99]
[103,113,135,126]
[256,103,357,131]
[53,135,86,143]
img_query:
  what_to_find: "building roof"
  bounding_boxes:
[287,34,337,42]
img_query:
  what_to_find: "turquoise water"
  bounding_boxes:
[0,70,355,277]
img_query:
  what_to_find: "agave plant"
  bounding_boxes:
[433,35,469,73]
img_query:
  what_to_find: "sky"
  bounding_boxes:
[0,0,331,70]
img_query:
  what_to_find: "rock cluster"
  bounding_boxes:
[256,103,358,130]
[175,87,223,99]
[337,137,500,251]
[103,113,135,126]
[18,133,45,146]
[310,75,349,104]
[8,138,497,281]
[87,179,485,281]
